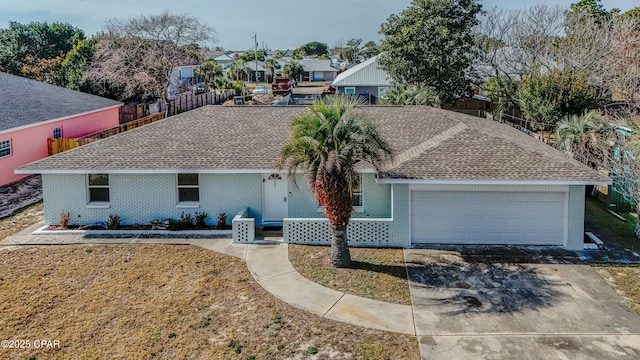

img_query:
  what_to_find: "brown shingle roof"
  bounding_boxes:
[0,71,122,132]
[17,105,609,183]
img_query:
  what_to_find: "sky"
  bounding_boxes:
[0,0,634,50]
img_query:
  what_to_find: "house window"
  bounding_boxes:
[87,174,109,203]
[177,174,199,203]
[0,139,11,158]
[53,127,62,139]
[352,175,363,207]
[345,87,356,95]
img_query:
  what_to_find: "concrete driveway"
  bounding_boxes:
[405,248,640,360]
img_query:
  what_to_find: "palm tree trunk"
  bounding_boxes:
[329,223,351,268]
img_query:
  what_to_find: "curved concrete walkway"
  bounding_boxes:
[244,242,415,334]
[2,226,415,335]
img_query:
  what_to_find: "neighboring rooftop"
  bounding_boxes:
[332,55,394,87]
[17,105,609,183]
[0,72,122,132]
[297,59,338,72]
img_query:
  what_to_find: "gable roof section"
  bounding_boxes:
[297,59,337,72]
[16,106,609,184]
[0,72,122,133]
[332,55,394,87]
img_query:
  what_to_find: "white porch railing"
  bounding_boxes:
[232,208,255,243]
[283,218,393,246]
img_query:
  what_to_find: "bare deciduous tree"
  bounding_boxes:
[475,5,565,85]
[558,10,640,110]
[86,12,216,105]
[477,7,640,113]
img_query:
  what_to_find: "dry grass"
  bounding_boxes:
[595,266,640,314]
[0,201,43,242]
[586,198,640,316]
[0,245,419,360]
[289,244,412,305]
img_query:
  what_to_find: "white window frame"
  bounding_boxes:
[0,139,11,158]
[53,127,63,139]
[344,87,356,95]
[87,174,110,207]
[317,174,364,213]
[177,173,200,208]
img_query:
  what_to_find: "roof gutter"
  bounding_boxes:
[14,168,379,175]
[375,178,612,186]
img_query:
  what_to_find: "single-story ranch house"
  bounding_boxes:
[16,106,609,250]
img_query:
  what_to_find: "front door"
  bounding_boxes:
[262,173,288,223]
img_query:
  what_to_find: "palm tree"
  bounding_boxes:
[210,77,232,90]
[379,85,438,106]
[283,60,304,81]
[263,58,280,82]
[196,59,223,83]
[279,96,392,268]
[227,61,250,81]
[555,111,611,168]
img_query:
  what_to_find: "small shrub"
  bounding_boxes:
[307,346,318,355]
[85,248,94,254]
[59,210,70,228]
[168,212,196,230]
[167,218,179,230]
[168,333,177,339]
[195,211,208,229]
[273,315,282,324]
[217,212,228,229]
[107,214,121,230]
[180,212,194,228]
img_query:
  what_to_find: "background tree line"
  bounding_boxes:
[0,12,216,106]
[1,0,638,122]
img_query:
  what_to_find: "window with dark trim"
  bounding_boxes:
[0,139,11,158]
[177,174,199,202]
[88,174,109,203]
[352,175,363,207]
[53,127,62,139]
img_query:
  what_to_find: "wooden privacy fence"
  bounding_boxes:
[48,112,166,155]
[119,103,147,123]
[161,90,235,116]
[48,138,81,155]
[119,90,236,123]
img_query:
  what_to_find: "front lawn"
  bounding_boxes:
[586,198,640,316]
[0,201,43,242]
[0,245,419,359]
[289,244,412,305]
[595,266,640,314]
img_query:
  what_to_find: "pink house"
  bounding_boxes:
[0,72,122,186]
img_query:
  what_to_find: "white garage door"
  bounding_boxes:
[411,191,566,245]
